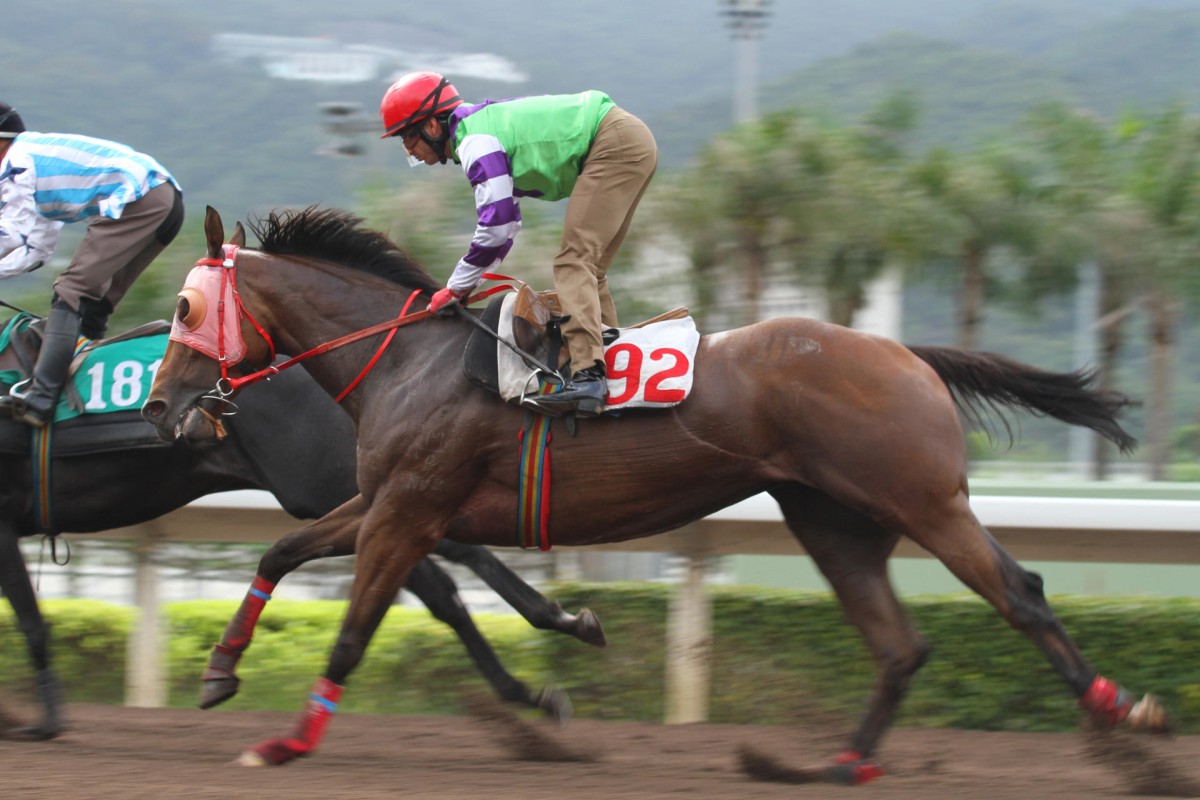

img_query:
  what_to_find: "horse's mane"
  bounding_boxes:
[248,206,441,293]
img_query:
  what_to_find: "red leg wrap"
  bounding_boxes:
[1080,675,1132,726]
[251,677,344,765]
[224,576,276,650]
[293,677,343,749]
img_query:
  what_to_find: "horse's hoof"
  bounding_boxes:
[825,757,886,785]
[241,736,308,766]
[536,685,574,725]
[5,723,60,742]
[576,608,607,648]
[1126,693,1172,733]
[199,675,241,710]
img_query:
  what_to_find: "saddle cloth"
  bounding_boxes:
[0,314,171,455]
[463,289,700,413]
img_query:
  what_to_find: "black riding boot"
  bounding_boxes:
[0,301,82,428]
[80,297,114,340]
[532,361,608,418]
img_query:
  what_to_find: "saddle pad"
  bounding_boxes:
[495,293,701,411]
[1,333,169,424]
[0,409,166,456]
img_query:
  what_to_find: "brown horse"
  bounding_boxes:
[142,206,1167,780]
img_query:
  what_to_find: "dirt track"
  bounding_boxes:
[1,703,1198,799]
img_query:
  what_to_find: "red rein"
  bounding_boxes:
[181,246,516,404]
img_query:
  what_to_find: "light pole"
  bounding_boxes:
[720,0,772,125]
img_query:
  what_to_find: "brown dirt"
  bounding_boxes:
[0,702,1198,800]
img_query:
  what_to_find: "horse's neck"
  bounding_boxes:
[255,273,459,410]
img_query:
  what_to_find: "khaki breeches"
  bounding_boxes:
[553,106,657,373]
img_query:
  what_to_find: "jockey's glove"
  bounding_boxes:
[428,286,470,315]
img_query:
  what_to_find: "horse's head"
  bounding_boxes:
[142,206,273,445]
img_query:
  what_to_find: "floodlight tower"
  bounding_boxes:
[720,0,772,124]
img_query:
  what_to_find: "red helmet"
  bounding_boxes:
[379,71,462,139]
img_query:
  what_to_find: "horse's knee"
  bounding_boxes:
[877,638,930,694]
[407,561,469,628]
[257,533,340,581]
[1003,566,1059,630]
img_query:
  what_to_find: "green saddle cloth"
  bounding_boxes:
[0,313,168,424]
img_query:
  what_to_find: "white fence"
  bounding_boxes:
[98,491,1200,721]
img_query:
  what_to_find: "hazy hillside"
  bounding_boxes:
[6,0,1200,208]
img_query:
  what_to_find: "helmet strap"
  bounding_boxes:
[418,115,452,165]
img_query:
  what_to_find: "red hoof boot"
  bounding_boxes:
[1080,676,1132,727]
[827,751,886,785]
[239,736,310,767]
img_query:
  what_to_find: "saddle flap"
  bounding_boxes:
[511,286,561,355]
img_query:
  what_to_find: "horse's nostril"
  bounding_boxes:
[141,400,164,422]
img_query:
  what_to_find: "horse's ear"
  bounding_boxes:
[204,206,225,259]
[230,221,246,248]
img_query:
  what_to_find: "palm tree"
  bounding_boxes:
[1120,107,1200,478]
[908,144,1055,350]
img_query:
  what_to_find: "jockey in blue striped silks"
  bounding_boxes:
[0,100,183,427]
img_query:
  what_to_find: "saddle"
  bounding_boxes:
[462,284,690,407]
[0,314,172,456]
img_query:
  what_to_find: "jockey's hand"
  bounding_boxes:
[427,287,469,315]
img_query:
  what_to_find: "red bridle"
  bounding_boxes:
[169,245,515,410]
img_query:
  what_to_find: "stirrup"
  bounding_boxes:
[518,368,569,417]
[7,378,31,399]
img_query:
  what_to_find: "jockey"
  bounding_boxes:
[379,72,658,418]
[0,101,184,427]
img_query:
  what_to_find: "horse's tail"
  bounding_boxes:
[907,344,1138,454]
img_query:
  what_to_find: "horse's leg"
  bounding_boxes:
[904,491,1168,732]
[199,496,364,710]
[771,487,922,785]
[432,538,606,646]
[241,499,439,766]
[404,557,572,722]
[0,527,65,740]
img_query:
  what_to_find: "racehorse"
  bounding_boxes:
[142,205,1168,780]
[1,346,600,740]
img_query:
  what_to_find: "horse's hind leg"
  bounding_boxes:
[404,557,572,722]
[0,526,65,740]
[199,496,364,710]
[906,494,1167,732]
[771,487,925,784]
[433,538,606,646]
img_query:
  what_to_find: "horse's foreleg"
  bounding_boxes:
[773,487,923,785]
[240,506,438,767]
[405,556,571,722]
[433,538,606,646]
[911,506,1169,733]
[0,528,65,740]
[200,496,364,710]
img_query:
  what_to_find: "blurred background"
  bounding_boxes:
[6,0,1200,624]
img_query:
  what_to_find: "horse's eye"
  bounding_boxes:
[176,288,207,330]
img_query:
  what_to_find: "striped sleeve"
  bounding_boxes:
[446,132,522,292]
[0,151,62,278]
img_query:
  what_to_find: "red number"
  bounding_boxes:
[604,343,643,404]
[644,348,688,403]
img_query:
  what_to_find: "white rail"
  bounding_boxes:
[102,491,1200,716]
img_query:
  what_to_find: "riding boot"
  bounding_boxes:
[2,301,82,428]
[79,297,114,340]
[531,361,608,418]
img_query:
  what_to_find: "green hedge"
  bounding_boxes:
[2,585,1198,732]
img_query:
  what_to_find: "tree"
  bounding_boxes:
[908,143,1057,350]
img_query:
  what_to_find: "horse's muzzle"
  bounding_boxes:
[142,399,227,445]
